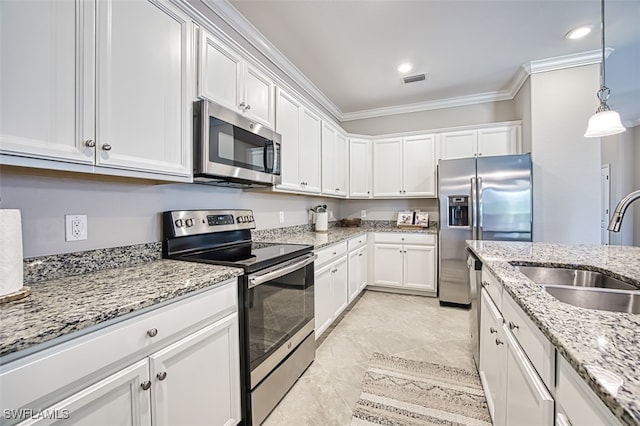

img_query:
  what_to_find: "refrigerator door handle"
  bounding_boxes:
[477,177,483,240]
[471,177,477,239]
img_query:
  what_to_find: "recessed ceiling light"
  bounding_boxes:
[397,63,413,74]
[565,25,592,40]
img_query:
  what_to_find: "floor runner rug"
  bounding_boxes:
[351,352,492,426]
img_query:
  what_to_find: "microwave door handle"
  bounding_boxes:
[248,254,317,288]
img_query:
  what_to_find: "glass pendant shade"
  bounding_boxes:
[584,109,626,137]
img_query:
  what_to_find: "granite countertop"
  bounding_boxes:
[253,221,438,249]
[0,259,243,360]
[466,241,640,426]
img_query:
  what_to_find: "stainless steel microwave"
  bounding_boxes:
[193,99,281,187]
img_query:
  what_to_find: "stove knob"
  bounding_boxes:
[243,216,250,223]
[185,218,194,227]
[237,216,244,224]
[174,219,184,228]
[249,215,254,222]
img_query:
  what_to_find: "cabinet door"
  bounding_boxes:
[403,245,436,292]
[314,264,333,339]
[479,290,505,425]
[299,108,321,193]
[243,64,275,129]
[0,0,94,164]
[96,0,190,176]
[373,243,403,287]
[349,138,372,198]
[199,30,242,112]
[321,122,336,195]
[373,138,402,197]
[503,325,554,426]
[440,130,477,160]
[149,314,241,426]
[403,135,437,197]
[348,246,367,301]
[477,126,519,157]
[18,360,152,426]
[331,257,349,318]
[334,132,348,196]
[275,89,301,190]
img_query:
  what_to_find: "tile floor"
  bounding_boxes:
[262,290,473,426]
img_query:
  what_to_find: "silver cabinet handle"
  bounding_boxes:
[332,252,337,255]
[508,321,519,330]
[358,253,363,257]
[147,328,158,337]
[495,338,504,345]
[102,143,112,151]
[249,254,317,288]
[490,327,497,334]
[141,381,151,391]
[85,139,95,148]
[156,371,167,381]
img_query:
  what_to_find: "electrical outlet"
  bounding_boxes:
[361,209,367,218]
[65,215,87,241]
[279,211,285,223]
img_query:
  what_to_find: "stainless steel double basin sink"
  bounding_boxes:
[513,265,640,314]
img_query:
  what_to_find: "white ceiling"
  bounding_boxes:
[227,0,640,124]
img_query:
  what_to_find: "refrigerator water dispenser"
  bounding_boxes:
[448,196,469,227]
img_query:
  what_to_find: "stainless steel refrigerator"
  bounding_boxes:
[438,153,532,305]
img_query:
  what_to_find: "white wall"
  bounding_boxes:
[340,199,439,221]
[634,125,640,246]
[601,129,635,246]
[340,100,518,136]
[0,166,340,257]
[529,64,602,244]
[513,77,532,153]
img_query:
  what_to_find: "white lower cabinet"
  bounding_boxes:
[372,233,436,295]
[348,245,367,302]
[2,280,241,426]
[480,287,553,426]
[314,242,348,339]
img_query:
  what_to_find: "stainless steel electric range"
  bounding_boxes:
[162,209,316,425]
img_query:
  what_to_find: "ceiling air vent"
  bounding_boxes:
[403,73,426,84]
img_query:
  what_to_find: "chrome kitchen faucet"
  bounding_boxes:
[608,189,640,232]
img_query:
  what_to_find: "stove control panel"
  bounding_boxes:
[164,209,256,237]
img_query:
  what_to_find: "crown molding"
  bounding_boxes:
[625,117,640,128]
[524,48,613,74]
[200,0,343,121]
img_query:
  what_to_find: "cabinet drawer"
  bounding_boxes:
[347,234,367,251]
[315,241,348,268]
[556,356,620,426]
[374,233,435,245]
[0,279,237,413]
[481,268,502,311]
[502,292,554,390]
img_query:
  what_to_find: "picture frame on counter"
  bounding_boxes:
[397,211,415,226]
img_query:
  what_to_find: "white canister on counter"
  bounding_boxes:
[0,209,24,296]
[315,212,328,233]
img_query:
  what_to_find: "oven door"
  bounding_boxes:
[245,253,316,388]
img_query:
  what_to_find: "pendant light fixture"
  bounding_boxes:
[584,0,626,138]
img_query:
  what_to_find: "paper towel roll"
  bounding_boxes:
[0,209,24,296]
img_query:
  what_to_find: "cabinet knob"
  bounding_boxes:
[84,139,95,148]
[482,281,489,287]
[332,252,337,255]
[495,338,504,346]
[245,104,251,111]
[508,321,519,330]
[367,191,370,194]
[102,143,112,151]
[490,327,497,334]
[141,381,151,391]
[358,253,363,257]
[156,371,167,381]
[239,102,246,109]
[335,188,340,192]
[401,238,405,241]
[147,328,158,337]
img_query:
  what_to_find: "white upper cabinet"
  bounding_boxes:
[96,0,191,176]
[0,0,92,164]
[440,125,521,160]
[349,138,372,198]
[199,30,275,129]
[276,88,320,194]
[0,0,192,180]
[321,122,347,197]
[373,136,436,198]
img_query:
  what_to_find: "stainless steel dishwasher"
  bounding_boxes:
[467,249,482,369]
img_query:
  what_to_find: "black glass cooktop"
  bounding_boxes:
[176,241,313,273]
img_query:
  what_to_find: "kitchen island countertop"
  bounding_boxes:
[467,240,640,426]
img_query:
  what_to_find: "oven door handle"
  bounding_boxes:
[248,254,317,288]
